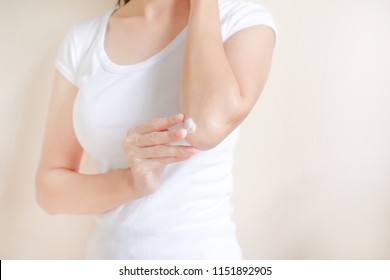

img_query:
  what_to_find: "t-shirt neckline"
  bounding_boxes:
[98,8,188,73]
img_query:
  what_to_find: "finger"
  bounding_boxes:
[156,155,194,165]
[135,114,184,135]
[135,129,187,147]
[135,145,196,159]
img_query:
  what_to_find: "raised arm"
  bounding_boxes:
[181,0,276,150]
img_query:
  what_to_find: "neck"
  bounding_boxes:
[118,0,189,21]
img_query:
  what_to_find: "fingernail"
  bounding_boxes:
[176,129,187,138]
[174,113,184,120]
[178,129,187,138]
[185,147,196,154]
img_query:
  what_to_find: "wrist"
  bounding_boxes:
[188,0,220,25]
[190,0,218,9]
[118,168,136,200]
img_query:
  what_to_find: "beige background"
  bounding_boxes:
[1,0,389,259]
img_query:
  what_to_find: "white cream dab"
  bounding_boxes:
[184,118,197,134]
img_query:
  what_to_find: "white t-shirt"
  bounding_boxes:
[56,0,276,260]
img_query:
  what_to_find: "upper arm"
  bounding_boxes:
[36,71,83,175]
[224,25,276,114]
[183,25,276,150]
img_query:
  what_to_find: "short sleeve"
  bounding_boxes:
[221,0,277,41]
[55,26,79,86]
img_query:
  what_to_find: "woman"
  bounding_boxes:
[36,0,276,259]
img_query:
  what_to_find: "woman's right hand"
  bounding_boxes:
[122,113,196,198]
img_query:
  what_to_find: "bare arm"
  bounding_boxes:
[35,72,194,215]
[181,0,276,150]
[35,72,135,215]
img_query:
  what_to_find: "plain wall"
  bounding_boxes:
[1,0,389,259]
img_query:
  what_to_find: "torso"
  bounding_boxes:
[57,0,277,259]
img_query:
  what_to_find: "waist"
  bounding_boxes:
[86,220,241,259]
[95,178,235,229]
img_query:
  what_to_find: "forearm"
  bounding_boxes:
[181,0,243,149]
[35,167,134,215]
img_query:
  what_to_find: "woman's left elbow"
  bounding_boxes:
[185,109,247,151]
[185,131,220,151]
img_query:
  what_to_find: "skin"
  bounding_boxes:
[35,0,275,215]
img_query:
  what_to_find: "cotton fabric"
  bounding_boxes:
[55,0,276,259]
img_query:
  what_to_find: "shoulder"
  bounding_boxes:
[55,9,115,86]
[218,0,277,41]
[219,0,275,22]
[66,9,114,50]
